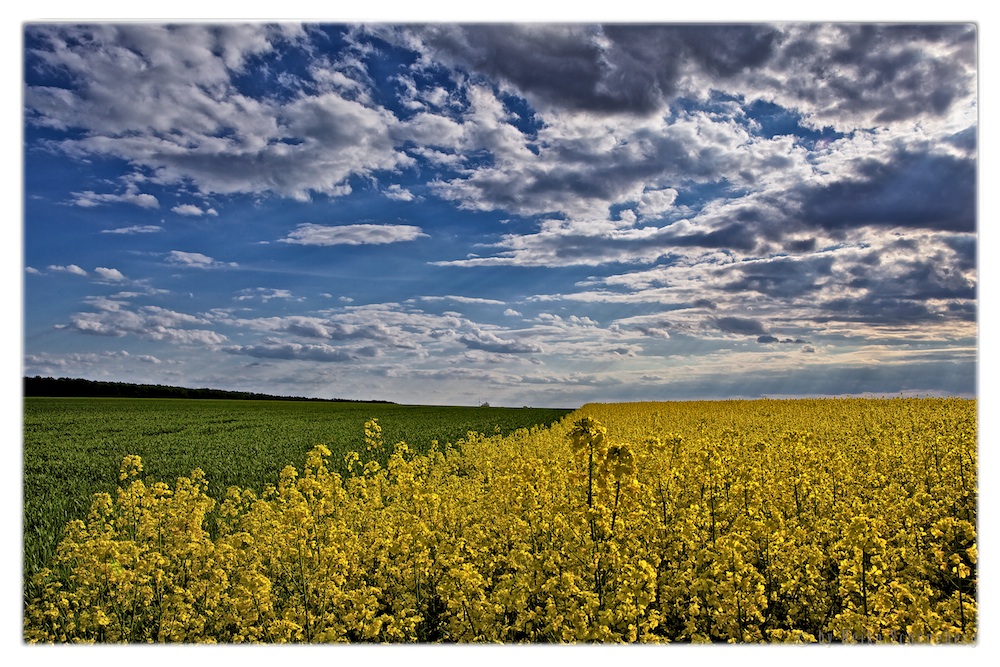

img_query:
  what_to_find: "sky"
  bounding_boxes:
[20,21,979,407]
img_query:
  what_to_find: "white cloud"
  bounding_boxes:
[433,217,682,267]
[63,304,228,346]
[427,106,774,222]
[172,204,208,216]
[420,295,506,306]
[383,184,416,201]
[166,250,237,269]
[225,341,361,363]
[24,350,164,370]
[400,111,465,149]
[48,264,87,276]
[102,225,163,234]
[71,189,159,209]
[234,288,303,302]
[637,188,679,219]
[94,267,126,281]
[27,24,410,203]
[279,223,427,246]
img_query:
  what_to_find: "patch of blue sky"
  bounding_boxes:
[742,98,845,144]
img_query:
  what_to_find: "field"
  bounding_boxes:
[23,397,571,599]
[23,397,976,643]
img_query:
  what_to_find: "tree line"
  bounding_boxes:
[23,376,394,403]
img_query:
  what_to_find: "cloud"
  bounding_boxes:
[434,211,767,268]
[720,254,836,299]
[62,304,228,346]
[24,350,164,371]
[420,295,506,306]
[102,225,163,234]
[383,184,416,201]
[517,372,622,387]
[800,149,976,233]
[634,324,671,339]
[48,264,87,276]
[166,250,237,269]
[755,24,977,132]
[713,316,767,336]
[223,314,396,344]
[279,223,428,246]
[214,302,556,375]
[71,189,159,209]
[27,23,975,222]
[26,24,411,203]
[94,267,126,281]
[172,204,218,216]
[234,288,302,302]
[428,104,766,221]
[225,341,363,362]
[400,24,974,232]
[546,224,975,344]
[402,24,779,116]
[636,188,679,219]
[758,335,808,345]
[458,328,541,354]
[398,24,975,131]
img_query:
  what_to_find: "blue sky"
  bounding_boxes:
[21,21,978,407]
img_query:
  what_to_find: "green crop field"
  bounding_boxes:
[22,397,572,601]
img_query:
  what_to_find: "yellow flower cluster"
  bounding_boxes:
[24,398,976,643]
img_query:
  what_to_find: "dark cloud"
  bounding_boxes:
[758,335,809,344]
[410,24,780,115]
[610,356,975,401]
[408,23,975,129]
[714,316,767,336]
[670,222,758,251]
[941,233,977,272]
[842,251,976,303]
[829,24,975,123]
[814,297,934,326]
[801,150,976,232]
[946,301,977,322]
[722,255,835,298]
[770,23,976,127]
[784,237,817,253]
[947,126,977,153]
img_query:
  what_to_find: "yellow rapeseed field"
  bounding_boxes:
[24,398,976,643]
